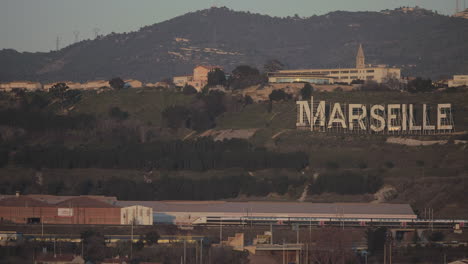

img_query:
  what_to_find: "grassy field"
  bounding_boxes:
[73,89,194,126]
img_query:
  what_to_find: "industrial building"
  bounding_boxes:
[0,194,152,226]
[116,200,418,226]
[268,44,401,84]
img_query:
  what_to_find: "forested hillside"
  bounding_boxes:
[1,7,468,82]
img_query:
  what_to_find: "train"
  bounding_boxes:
[190,216,467,230]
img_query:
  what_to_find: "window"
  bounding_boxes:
[350,70,358,73]
[331,71,339,74]
[341,71,349,74]
[350,76,358,79]
[366,76,374,80]
[366,70,375,73]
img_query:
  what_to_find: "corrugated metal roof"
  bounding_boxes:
[0,196,52,207]
[56,197,118,208]
[116,201,416,218]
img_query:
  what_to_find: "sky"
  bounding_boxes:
[0,0,462,52]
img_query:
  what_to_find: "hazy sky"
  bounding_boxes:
[0,0,461,52]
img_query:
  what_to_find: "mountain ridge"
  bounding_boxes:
[1,7,467,82]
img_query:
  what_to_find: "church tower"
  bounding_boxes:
[356,44,365,69]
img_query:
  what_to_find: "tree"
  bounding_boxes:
[144,231,160,246]
[81,230,106,261]
[367,227,387,254]
[207,68,226,86]
[228,65,266,90]
[300,83,313,99]
[109,77,125,90]
[244,95,254,105]
[428,231,444,242]
[182,84,197,95]
[109,106,129,120]
[407,77,435,93]
[49,83,69,112]
[269,89,289,101]
[263,59,284,72]
[161,105,190,129]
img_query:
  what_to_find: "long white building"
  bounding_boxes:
[117,200,417,225]
[268,44,401,85]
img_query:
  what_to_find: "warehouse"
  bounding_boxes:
[0,195,56,224]
[0,194,152,225]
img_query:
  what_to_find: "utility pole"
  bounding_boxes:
[130,221,134,260]
[383,241,386,264]
[200,238,203,264]
[183,239,187,264]
[270,223,273,245]
[283,239,286,264]
[219,218,223,243]
[296,226,299,244]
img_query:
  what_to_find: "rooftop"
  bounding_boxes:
[56,197,118,208]
[0,196,52,207]
[116,201,416,218]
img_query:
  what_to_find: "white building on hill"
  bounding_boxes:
[448,75,468,88]
[0,81,43,92]
[268,44,401,85]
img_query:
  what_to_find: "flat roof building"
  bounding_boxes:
[268,45,401,85]
[116,200,417,224]
[448,75,468,88]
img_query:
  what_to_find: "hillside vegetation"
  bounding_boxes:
[1,7,468,82]
[0,87,467,218]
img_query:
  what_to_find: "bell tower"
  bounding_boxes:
[356,44,365,69]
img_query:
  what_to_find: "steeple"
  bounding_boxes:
[356,44,365,69]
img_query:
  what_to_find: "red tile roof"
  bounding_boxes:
[101,257,130,263]
[195,65,223,70]
[35,254,81,262]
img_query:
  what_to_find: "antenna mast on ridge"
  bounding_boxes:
[73,31,80,43]
[93,28,101,39]
[56,36,61,51]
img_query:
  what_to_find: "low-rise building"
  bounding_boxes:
[124,79,143,88]
[121,205,153,225]
[0,81,43,92]
[448,75,468,87]
[100,257,130,264]
[173,75,193,87]
[174,65,224,91]
[0,194,120,225]
[34,254,85,264]
[82,80,110,90]
[453,8,468,19]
